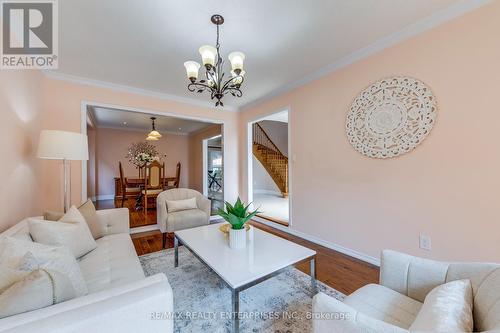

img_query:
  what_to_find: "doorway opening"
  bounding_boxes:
[247,110,290,226]
[203,135,224,215]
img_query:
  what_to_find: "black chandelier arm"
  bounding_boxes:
[187,81,213,93]
[220,74,245,92]
[223,86,243,98]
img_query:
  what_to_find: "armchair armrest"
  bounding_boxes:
[96,208,130,235]
[197,195,211,219]
[312,293,408,333]
[0,274,173,333]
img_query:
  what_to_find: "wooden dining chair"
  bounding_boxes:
[166,162,181,189]
[142,160,165,213]
[118,162,141,208]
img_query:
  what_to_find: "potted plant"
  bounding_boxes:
[218,197,260,249]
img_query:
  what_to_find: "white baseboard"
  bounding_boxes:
[130,225,158,234]
[253,216,380,267]
[253,189,282,196]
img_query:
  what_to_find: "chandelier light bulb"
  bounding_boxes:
[228,52,245,72]
[231,70,245,85]
[184,61,200,81]
[198,45,217,68]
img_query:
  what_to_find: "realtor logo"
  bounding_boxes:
[1,0,58,69]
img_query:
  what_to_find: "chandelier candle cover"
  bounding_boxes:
[183,14,246,107]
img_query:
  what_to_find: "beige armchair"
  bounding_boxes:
[156,188,211,248]
[313,250,500,333]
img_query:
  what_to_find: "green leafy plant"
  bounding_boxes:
[217,197,260,230]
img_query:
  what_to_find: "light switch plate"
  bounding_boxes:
[419,234,431,251]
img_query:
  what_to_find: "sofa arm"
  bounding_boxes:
[96,208,130,235]
[0,274,173,333]
[312,293,408,333]
[197,195,211,220]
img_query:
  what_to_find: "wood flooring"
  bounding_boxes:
[96,198,379,295]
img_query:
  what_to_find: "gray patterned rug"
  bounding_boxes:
[139,247,344,333]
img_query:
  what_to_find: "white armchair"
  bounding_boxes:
[156,188,211,248]
[312,250,500,332]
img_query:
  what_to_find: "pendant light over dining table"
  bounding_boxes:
[146,117,162,141]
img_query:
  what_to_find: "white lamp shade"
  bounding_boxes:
[228,51,245,71]
[198,45,217,67]
[37,130,89,160]
[146,135,159,141]
[183,61,200,80]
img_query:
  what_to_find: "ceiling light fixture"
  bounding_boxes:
[146,117,161,141]
[183,14,245,107]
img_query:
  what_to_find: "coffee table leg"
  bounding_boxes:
[174,236,179,267]
[231,289,240,333]
[310,258,317,294]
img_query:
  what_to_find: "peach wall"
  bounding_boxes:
[95,127,190,197]
[188,125,222,193]
[40,78,239,212]
[240,2,500,263]
[0,70,44,230]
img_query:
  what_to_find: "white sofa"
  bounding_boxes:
[0,208,173,333]
[313,250,500,333]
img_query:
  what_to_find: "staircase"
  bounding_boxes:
[252,123,288,197]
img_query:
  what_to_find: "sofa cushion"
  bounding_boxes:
[0,237,88,296]
[410,279,473,332]
[78,200,106,239]
[344,283,422,329]
[166,209,208,231]
[78,233,145,293]
[29,206,97,258]
[166,197,197,213]
[0,268,76,319]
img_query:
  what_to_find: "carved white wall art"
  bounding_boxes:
[346,77,437,158]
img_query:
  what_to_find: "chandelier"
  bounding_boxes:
[183,14,246,107]
[146,117,162,141]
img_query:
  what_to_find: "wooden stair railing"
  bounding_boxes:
[252,123,288,197]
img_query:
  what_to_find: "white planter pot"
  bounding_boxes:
[229,228,247,249]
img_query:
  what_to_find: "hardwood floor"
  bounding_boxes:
[97,198,379,295]
[95,199,157,228]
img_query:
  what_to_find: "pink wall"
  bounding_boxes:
[39,77,239,212]
[0,70,44,230]
[240,2,500,263]
[95,127,190,197]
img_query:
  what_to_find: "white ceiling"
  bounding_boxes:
[55,0,467,110]
[90,107,215,134]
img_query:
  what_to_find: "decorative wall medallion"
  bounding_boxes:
[346,76,437,158]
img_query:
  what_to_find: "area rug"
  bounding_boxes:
[139,247,344,333]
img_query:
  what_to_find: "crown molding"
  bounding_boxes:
[42,70,239,112]
[95,124,194,136]
[240,0,492,111]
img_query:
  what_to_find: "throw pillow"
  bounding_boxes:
[29,205,97,258]
[410,279,473,332]
[166,197,198,213]
[78,200,106,239]
[43,211,64,221]
[0,266,29,293]
[0,268,76,319]
[0,237,88,296]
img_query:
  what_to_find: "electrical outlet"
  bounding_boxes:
[419,234,431,251]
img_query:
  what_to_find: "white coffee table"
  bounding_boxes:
[174,223,317,333]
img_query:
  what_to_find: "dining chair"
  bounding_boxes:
[142,160,165,213]
[166,162,181,189]
[118,162,141,208]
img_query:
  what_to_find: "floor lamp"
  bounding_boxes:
[37,130,89,212]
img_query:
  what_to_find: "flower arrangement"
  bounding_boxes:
[126,142,159,168]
